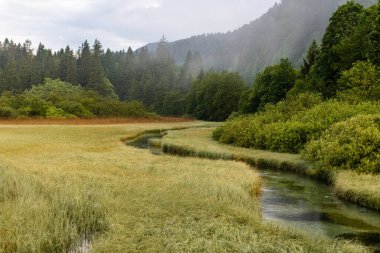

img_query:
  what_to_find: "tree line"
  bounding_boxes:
[0,34,248,120]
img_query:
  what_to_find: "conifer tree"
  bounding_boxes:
[58,46,77,84]
[77,40,91,87]
[370,0,380,65]
[300,40,319,77]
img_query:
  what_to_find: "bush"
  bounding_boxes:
[0,79,153,119]
[0,106,15,119]
[337,61,380,103]
[45,106,76,119]
[263,121,316,153]
[302,115,380,173]
[214,96,380,154]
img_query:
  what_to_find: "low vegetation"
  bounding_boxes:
[0,79,154,119]
[303,115,380,174]
[0,123,368,252]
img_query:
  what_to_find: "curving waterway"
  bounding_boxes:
[126,133,380,252]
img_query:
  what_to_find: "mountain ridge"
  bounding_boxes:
[142,0,375,81]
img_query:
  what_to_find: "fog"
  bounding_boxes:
[0,0,278,51]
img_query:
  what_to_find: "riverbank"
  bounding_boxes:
[160,127,380,212]
[0,123,368,252]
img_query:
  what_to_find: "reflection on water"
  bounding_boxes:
[261,170,380,250]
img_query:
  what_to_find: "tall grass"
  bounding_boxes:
[0,166,107,252]
[0,123,369,252]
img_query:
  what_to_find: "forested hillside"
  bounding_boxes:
[214,0,380,174]
[144,0,375,80]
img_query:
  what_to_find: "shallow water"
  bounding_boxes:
[261,170,380,251]
[126,133,380,251]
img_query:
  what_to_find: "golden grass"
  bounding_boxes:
[0,123,368,252]
[0,117,193,125]
[334,171,380,211]
[161,127,312,172]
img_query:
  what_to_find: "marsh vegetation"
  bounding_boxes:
[0,122,373,253]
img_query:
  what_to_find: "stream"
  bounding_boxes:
[126,133,380,252]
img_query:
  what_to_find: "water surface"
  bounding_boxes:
[261,170,380,251]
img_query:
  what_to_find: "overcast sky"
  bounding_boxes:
[0,0,279,52]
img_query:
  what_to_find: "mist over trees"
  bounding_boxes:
[144,0,375,81]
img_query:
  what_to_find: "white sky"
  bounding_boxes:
[0,0,279,51]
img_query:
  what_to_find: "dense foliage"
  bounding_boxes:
[215,95,380,154]
[240,58,296,113]
[186,72,247,121]
[214,1,380,174]
[0,79,152,119]
[302,115,380,173]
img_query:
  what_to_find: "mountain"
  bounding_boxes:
[143,0,375,81]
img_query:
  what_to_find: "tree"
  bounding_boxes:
[0,58,20,94]
[77,40,91,87]
[58,46,77,84]
[18,40,34,91]
[314,1,365,97]
[87,40,117,98]
[300,40,319,77]
[337,61,380,103]
[369,0,380,65]
[31,43,55,85]
[189,71,246,121]
[242,59,296,113]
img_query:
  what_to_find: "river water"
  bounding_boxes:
[126,133,380,251]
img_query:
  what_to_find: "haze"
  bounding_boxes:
[0,0,279,51]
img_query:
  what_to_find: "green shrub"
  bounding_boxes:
[45,106,76,119]
[0,79,153,119]
[0,106,15,119]
[263,121,316,153]
[337,61,380,103]
[214,96,380,154]
[17,96,49,117]
[302,115,380,173]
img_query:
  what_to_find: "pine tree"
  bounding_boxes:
[58,46,77,84]
[77,40,91,87]
[31,43,55,85]
[0,57,20,94]
[300,40,319,77]
[87,40,117,98]
[19,40,34,90]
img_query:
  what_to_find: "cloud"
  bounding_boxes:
[0,0,278,52]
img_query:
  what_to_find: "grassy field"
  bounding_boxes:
[161,127,380,212]
[0,122,369,252]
